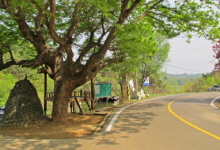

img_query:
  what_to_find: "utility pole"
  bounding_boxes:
[135,69,138,99]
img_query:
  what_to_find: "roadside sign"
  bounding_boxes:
[143,77,150,86]
[129,79,135,91]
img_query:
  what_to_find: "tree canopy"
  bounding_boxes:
[1,0,219,73]
[139,34,170,88]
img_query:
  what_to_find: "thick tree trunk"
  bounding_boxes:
[51,54,75,122]
[52,79,74,122]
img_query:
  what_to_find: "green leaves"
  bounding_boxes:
[1,0,219,86]
[111,21,169,81]
[0,72,17,106]
[114,22,157,59]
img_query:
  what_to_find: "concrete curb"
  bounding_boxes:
[93,110,113,135]
[214,98,220,108]
[211,95,220,109]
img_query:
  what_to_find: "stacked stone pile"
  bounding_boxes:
[0,77,44,129]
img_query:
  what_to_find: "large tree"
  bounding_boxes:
[139,34,170,88]
[110,22,158,100]
[0,0,219,122]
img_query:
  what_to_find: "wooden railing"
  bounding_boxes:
[45,90,92,100]
[71,90,92,98]
[44,90,94,115]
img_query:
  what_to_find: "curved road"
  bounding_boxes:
[1,92,220,150]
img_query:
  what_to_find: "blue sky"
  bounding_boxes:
[165,36,216,74]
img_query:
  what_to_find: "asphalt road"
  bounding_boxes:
[1,92,220,150]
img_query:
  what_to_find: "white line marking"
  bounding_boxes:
[211,96,220,109]
[105,95,171,132]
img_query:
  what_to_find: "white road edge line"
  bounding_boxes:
[105,95,170,132]
[211,96,220,109]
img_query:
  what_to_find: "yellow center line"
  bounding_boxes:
[168,94,220,141]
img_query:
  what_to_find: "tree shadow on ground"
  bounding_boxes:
[93,102,164,146]
[173,97,216,104]
[113,103,163,133]
[0,102,164,149]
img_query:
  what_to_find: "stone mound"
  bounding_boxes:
[0,77,44,129]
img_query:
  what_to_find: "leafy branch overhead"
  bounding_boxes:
[0,0,219,74]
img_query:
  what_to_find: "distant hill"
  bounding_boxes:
[165,73,202,86]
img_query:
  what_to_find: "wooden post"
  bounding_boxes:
[80,89,83,97]
[123,80,127,102]
[44,72,47,115]
[74,91,83,115]
[70,102,73,113]
[91,78,95,109]
[84,90,92,111]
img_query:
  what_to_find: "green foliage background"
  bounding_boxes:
[1,68,220,108]
[0,72,17,106]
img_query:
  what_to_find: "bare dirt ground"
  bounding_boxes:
[0,107,113,139]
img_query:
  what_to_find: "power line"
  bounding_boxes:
[170,48,211,52]
[165,64,204,73]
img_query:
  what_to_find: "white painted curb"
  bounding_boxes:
[211,96,220,109]
[105,95,171,132]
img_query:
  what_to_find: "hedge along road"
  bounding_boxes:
[1,93,220,150]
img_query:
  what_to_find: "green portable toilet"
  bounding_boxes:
[95,82,111,97]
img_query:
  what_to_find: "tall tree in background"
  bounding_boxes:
[0,0,219,122]
[110,22,158,100]
[139,34,170,88]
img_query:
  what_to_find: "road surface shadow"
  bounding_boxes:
[112,103,163,134]
[0,102,164,149]
[0,138,82,150]
[174,97,215,104]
